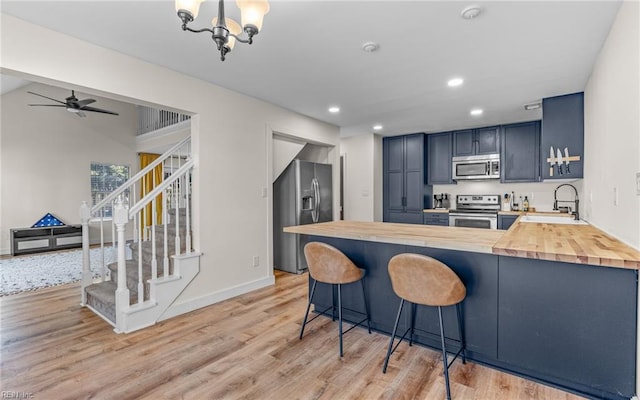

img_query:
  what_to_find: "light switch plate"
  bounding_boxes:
[636,172,640,196]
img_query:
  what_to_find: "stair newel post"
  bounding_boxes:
[114,196,130,333]
[80,201,92,306]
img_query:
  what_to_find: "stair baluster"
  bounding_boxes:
[80,201,91,306]
[114,196,131,333]
[174,179,181,257]
[151,197,158,281]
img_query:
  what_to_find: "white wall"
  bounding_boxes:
[1,14,340,311]
[340,133,383,221]
[0,82,138,254]
[583,0,640,249]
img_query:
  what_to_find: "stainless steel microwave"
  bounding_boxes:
[452,154,500,180]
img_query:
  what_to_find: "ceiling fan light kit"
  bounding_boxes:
[175,0,269,61]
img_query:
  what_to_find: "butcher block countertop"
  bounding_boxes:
[284,220,640,270]
[493,220,640,269]
[283,221,504,254]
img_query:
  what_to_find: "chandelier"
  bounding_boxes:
[175,0,270,61]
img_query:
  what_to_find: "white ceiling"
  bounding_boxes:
[1,1,621,137]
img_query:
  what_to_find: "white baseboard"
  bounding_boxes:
[159,275,275,321]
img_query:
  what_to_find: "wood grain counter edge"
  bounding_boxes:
[284,220,640,270]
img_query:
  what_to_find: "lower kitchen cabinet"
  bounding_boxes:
[388,210,424,224]
[497,215,518,230]
[498,256,636,399]
[501,121,541,182]
[423,212,449,226]
[303,235,637,400]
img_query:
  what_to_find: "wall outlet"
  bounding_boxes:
[261,187,268,198]
[252,256,260,267]
[636,172,640,196]
[613,187,618,206]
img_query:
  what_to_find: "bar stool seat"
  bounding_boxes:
[299,242,371,357]
[382,253,467,400]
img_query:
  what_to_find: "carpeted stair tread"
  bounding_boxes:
[85,281,117,323]
[85,210,189,321]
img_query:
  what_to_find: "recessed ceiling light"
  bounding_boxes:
[328,106,340,113]
[448,78,464,87]
[470,108,483,116]
[524,102,541,110]
[373,124,383,131]
[461,5,482,20]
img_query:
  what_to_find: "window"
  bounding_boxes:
[90,162,130,217]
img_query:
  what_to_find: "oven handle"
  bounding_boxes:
[449,213,497,220]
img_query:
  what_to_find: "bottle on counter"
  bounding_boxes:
[523,196,530,212]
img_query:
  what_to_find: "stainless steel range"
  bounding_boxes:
[449,194,500,229]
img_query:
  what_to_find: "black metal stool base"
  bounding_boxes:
[382,300,467,400]
[299,279,372,357]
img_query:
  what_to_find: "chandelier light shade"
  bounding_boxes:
[175,0,269,61]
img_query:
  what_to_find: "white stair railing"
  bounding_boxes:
[80,136,191,306]
[111,159,194,332]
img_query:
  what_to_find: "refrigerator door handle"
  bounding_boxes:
[312,178,319,223]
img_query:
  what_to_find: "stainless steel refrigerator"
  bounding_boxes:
[273,159,333,273]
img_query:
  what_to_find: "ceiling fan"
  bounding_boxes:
[27,90,119,117]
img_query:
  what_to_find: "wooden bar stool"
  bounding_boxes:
[382,253,467,400]
[299,242,371,357]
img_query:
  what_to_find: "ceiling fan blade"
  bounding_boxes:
[81,105,119,116]
[28,104,67,108]
[75,99,96,107]
[27,91,66,104]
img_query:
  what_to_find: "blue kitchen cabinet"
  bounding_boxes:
[541,92,584,180]
[497,214,518,230]
[305,234,637,400]
[427,132,454,184]
[383,133,431,224]
[453,126,500,157]
[501,121,541,182]
[423,212,449,226]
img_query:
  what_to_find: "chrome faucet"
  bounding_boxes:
[553,184,580,220]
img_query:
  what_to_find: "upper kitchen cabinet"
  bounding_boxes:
[383,133,431,224]
[541,92,584,180]
[427,132,454,185]
[453,126,500,157]
[501,121,541,183]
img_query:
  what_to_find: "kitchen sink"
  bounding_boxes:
[519,215,588,225]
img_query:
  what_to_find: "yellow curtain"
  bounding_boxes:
[139,153,163,230]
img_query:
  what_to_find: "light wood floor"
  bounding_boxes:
[0,271,585,400]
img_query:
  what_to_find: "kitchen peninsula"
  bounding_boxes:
[284,220,640,400]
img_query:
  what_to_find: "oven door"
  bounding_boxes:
[449,213,497,229]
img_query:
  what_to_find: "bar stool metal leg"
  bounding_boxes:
[438,306,452,400]
[456,303,466,364]
[299,279,318,339]
[337,283,343,357]
[361,279,372,334]
[382,298,405,373]
[409,302,417,346]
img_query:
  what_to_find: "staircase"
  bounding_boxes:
[80,136,200,333]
